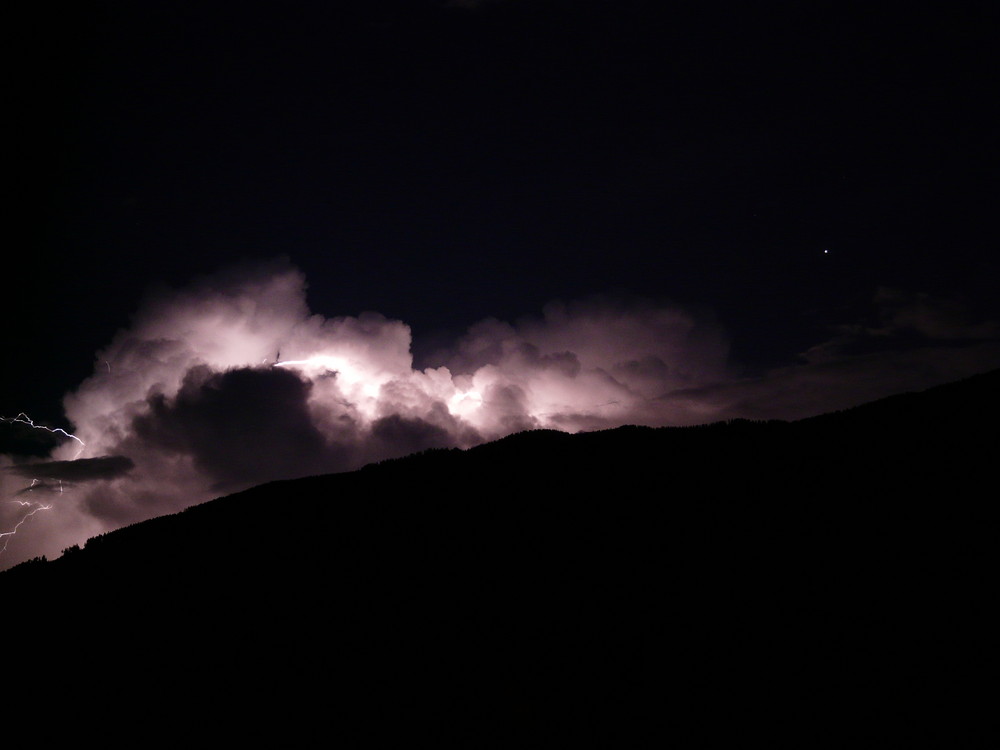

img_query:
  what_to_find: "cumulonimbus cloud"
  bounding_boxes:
[0,258,731,561]
[2,258,998,567]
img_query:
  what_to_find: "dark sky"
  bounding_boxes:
[6,0,999,423]
[3,0,1000,568]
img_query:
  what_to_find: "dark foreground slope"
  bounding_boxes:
[5,370,998,745]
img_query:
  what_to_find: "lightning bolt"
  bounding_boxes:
[1,414,85,556]
[1,500,54,554]
[1,413,86,459]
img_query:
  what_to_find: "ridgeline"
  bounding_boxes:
[5,370,997,746]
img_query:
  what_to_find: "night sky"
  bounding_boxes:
[3,1,998,565]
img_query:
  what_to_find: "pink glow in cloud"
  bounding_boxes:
[3,260,999,568]
[0,260,732,565]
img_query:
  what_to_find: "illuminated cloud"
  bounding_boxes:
[2,260,998,568]
[0,258,729,559]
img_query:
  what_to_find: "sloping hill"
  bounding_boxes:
[4,370,997,745]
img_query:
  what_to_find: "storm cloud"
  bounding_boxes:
[8,455,135,483]
[1,261,722,543]
[2,259,998,567]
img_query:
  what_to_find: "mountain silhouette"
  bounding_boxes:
[4,370,997,746]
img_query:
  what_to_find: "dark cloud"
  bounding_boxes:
[657,289,1000,424]
[14,482,63,496]
[870,288,1000,341]
[802,288,1000,363]
[8,455,135,482]
[5,262,1000,571]
[369,414,456,458]
[133,365,344,491]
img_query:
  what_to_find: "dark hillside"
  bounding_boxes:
[5,371,998,745]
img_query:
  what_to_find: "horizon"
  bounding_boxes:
[3,363,997,571]
[4,2,998,567]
